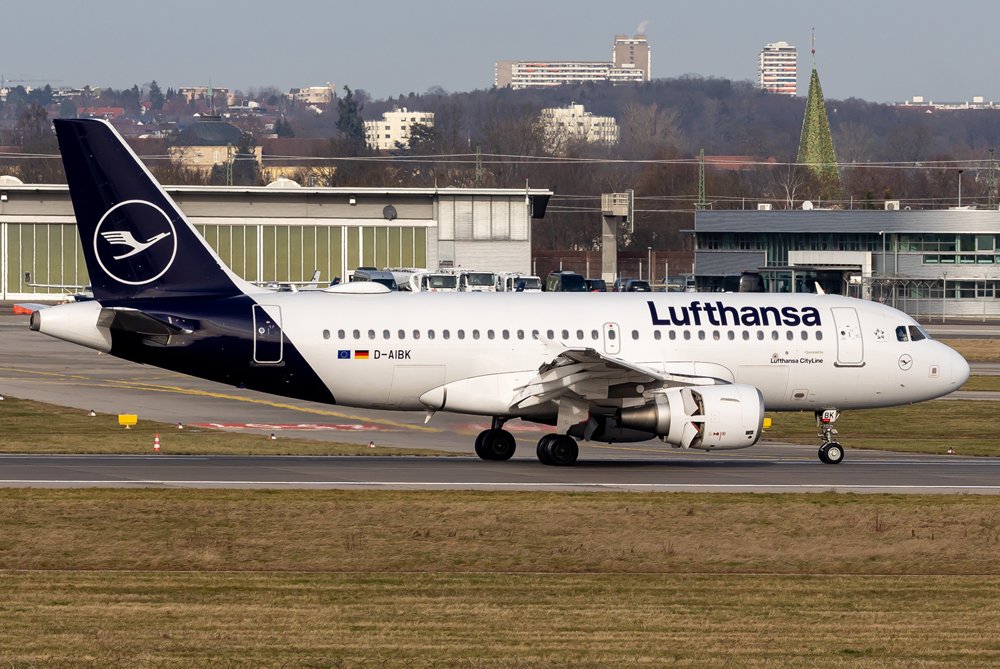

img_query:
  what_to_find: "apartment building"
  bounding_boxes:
[758,41,797,96]
[364,108,435,151]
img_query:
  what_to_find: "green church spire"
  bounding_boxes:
[796,38,842,200]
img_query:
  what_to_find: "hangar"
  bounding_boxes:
[0,181,551,300]
[694,207,1000,320]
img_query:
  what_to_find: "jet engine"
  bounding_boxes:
[617,384,764,450]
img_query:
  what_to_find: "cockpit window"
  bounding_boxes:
[895,326,909,342]
[908,325,927,341]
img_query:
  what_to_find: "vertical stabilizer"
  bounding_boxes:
[54,118,249,300]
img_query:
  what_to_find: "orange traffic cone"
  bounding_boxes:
[153,434,161,453]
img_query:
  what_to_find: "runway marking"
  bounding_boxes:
[192,422,390,432]
[1,480,999,494]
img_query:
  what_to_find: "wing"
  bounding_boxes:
[511,341,733,433]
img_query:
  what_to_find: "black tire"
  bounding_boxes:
[474,430,491,460]
[819,441,844,465]
[547,435,579,466]
[536,435,556,465]
[486,430,516,461]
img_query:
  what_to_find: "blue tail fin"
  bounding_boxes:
[54,118,247,301]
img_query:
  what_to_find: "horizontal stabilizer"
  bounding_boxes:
[97,307,196,336]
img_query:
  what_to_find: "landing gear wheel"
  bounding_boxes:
[536,434,579,466]
[475,429,516,461]
[536,435,557,465]
[547,435,579,466]
[819,441,844,465]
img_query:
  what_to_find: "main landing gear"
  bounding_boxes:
[474,418,580,466]
[816,409,845,465]
[474,417,516,461]
[535,434,579,466]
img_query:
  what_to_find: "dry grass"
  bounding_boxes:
[0,396,448,456]
[2,490,1000,667]
[940,337,1000,362]
[961,375,1000,391]
[2,489,1000,575]
[766,398,1000,456]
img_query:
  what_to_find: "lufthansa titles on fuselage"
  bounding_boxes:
[647,300,822,328]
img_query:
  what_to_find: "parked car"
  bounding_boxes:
[544,271,588,292]
[615,279,652,292]
[585,278,607,292]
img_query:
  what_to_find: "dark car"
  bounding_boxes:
[545,271,588,292]
[615,279,652,292]
[585,278,607,292]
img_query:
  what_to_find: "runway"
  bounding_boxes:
[2,449,999,493]
[3,311,1000,493]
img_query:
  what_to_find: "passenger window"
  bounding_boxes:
[382,329,390,339]
[800,331,808,340]
[697,331,706,341]
[591,330,599,340]
[473,330,480,340]
[457,330,465,340]
[756,331,764,341]
[713,330,721,341]
[323,329,330,340]
[502,330,510,340]
[337,329,345,339]
[368,329,375,339]
[683,331,691,340]
[669,331,677,341]
[786,331,794,341]
[632,330,640,340]
[517,330,525,340]
[547,329,555,339]
[654,331,662,341]
[561,329,569,340]
[532,330,539,339]
[771,331,779,341]
[816,331,824,341]
[607,329,616,340]
[487,330,495,340]
[896,326,909,342]
[352,329,360,339]
[908,326,926,341]
[727,331,735,341]
[576,330,584,340]
[413,330,421,340]
[443,330,450,340]
[398,329,406,340]
[428,330,435,340]
[742,331,750,341]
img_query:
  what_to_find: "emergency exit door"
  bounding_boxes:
[253,305,284,364]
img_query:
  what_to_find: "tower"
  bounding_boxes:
[758,42,797,96]
[796,34,842,200]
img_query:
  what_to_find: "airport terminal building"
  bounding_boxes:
[0,182,551,300]
[694,207,1000,320]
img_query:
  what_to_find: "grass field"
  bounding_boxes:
[0,396,448,456]
[940,337,1000,362]
[1,490,1000,667]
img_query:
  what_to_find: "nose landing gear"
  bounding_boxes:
[816,409,845,464]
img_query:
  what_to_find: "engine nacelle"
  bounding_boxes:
[617,384,764,450]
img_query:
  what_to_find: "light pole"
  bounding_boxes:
[647,247,652,284]
[958,170,964,207]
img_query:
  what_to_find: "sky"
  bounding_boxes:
[2,0,998,104]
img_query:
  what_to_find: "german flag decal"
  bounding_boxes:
[354,350,370,360]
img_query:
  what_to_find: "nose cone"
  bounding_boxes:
[950,346,971,387]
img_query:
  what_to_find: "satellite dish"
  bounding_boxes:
[802,200,814,210]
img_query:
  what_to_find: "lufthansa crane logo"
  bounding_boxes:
[93,200,177,285]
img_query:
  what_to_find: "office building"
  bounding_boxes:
[758,42,797,96]
[496,35,650,89]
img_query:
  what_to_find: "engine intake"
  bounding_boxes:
[617,384,764,450]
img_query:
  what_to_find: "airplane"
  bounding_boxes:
[29,118,970,466]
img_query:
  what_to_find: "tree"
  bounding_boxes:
[148,80,164,112]
[17,104,49,144]
[335,85,366,152]
[274,116,295,138]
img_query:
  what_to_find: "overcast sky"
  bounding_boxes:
[2,0,995,104]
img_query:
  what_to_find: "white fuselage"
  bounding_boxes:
[251,291,968,415]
